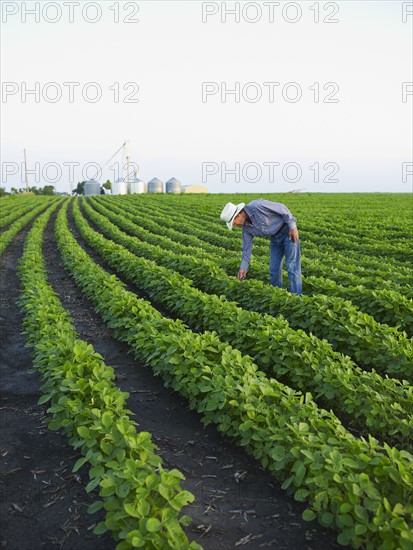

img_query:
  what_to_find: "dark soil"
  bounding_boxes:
[0,206,346,549]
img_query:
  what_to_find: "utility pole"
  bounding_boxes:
[23,149,29,192]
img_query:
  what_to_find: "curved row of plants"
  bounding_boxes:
[18,202,200,550]
[297,240,411,286]
[297,227,412,264]
[298,221,412,253]
[229,259,413,334]
[0,195,34,217]
[0,198,61,256]
[85,198,413,381]
[101,197,413,333]
[296,210,410,241]
[0,197,28,221]
[73,199,413,450]
[55,200,413,550]
[227,256,413,332]
[0,196,49,229]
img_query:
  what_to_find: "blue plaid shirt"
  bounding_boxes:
[240,199,297,270]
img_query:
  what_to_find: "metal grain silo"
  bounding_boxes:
[84,179,101,196]
[148,177,163,193]
[112,178,128,195]
[128,176,146,194]
[165,177,182,194]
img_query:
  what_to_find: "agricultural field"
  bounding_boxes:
[0,192,412,550]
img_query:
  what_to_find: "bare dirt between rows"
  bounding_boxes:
[0,205,346,549]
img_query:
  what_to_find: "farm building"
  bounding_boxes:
[181,185,208,193]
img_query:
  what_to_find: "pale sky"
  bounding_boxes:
[1,0,412,193]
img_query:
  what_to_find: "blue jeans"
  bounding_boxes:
[269,225,302,295]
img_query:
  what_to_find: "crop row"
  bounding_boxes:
[85,198,413,382]
[17,202,199,550]
[295,211,411,242]
[0,196,34,218]
[233,259,413,334]
[0,197,46,229]
[296,239,412,286]
[55,199,413,549]
[298,222,412,254]
[298,226,412,263]
[73,199,413,450]
[0,198,60,256]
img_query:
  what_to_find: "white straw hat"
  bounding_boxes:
[220,202,245,230]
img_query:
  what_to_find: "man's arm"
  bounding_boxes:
[238,229,254,279]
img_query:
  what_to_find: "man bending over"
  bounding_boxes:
[220,198,302,295]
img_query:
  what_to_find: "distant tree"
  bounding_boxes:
[0,187,8,197]
[73,181,86,195]
[103,180,112,189]
[11,188,19,195]
[42,185,55,195]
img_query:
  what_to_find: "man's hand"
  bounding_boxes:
[237,269,247,280]
[289,228,299,242]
